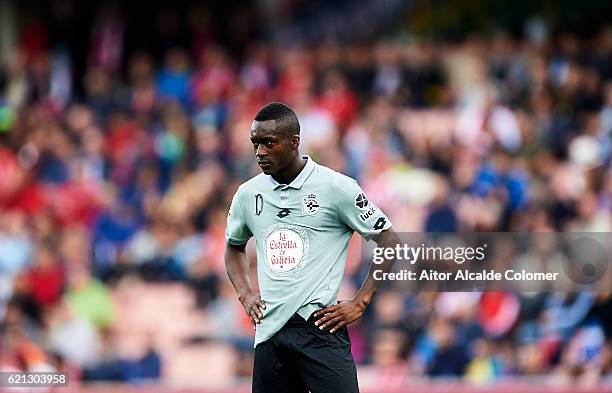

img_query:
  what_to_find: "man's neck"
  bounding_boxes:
[272,156,307,185]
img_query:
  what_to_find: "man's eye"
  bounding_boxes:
[265,141,273,147]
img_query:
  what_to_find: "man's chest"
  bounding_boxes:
[244,188,339,233]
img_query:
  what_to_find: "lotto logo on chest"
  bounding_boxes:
[302,194,320,214]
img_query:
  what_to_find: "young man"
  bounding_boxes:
[225,102,399,393]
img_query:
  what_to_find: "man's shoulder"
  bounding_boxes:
[313,163,358,189]
[235,173,268,195]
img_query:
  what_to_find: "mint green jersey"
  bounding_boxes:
[225,156,392,347]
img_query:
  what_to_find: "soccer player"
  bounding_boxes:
[225,102,399,393]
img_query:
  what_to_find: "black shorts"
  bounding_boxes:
[253,313,359,393]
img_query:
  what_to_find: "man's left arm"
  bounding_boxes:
[314,177,399,333]
[314,228,400,332]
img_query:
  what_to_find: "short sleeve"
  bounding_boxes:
[225,190,253,245]
[336,177,392,240]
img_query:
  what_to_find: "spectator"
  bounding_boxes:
[0,3,610,386]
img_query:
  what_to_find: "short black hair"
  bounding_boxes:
[254,102,300,136]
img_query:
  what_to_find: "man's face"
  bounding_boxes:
[250,120,297,176]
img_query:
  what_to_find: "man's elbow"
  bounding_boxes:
[374,227,400,248]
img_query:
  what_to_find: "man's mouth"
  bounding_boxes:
[258,161,272,169]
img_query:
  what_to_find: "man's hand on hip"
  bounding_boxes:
[239,291,266,328]
[312,298,367,333]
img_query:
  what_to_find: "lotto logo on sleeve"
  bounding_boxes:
[263,224,310,274]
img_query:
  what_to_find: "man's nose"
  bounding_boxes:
[256,145,267,158]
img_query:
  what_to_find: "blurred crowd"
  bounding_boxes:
[1,1,612,388]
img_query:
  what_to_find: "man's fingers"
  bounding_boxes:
[319,315,343,330]
[252,305,264,319]
[244,301,265,319]
[329,321,346,333]
[313,304,340,318]
[256,299,266,310]
[313,307,329,318]
[249,313,258,328]
[250,309,261,324]
[314,310,340,326]
[244,304,264,323]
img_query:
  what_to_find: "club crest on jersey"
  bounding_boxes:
[302,194,320,214]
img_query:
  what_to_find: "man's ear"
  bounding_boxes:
[291,135,300,150]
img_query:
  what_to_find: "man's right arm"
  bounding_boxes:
[224,242,265,327]
[224,189,264,328]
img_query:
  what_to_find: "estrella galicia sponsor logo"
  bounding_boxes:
[277,208,291,218]
[355,193,369,209]
[359,205,377,222]
[262,223,310,275]
[302,194,320,214]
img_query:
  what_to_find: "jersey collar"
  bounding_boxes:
[268,155,316,190]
